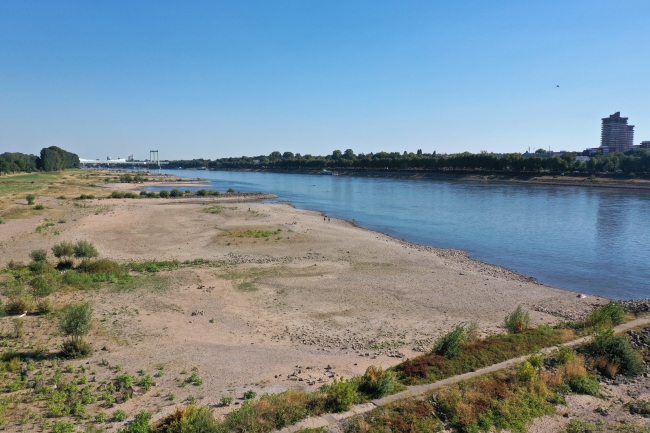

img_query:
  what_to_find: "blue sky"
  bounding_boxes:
[1,1,648,160]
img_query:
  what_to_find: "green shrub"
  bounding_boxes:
[6,296,32,315]
[243,390,256,400]
[37,298,55,315]
[356,366,399,398]
[30,249,48,262]
[111,191,126,199]
[589,302,626,327]
[528,353,545,368]
[170,189,182,197]
[587,328,645,377]
[60,303,93,358]
[0,299,5,317]
[74,240,99,259]
[79,259,121,274]
[62,339,92,358]
[34,204,45,210]
[12,318,24,338]
[112,410,127,422]
[31,274,58,298]
[117,411,151,433]
[196,189,208,196]
[227,188,236,193]
[159,190,170,198]
[322,379,357,412]
[26,194,36,205]
[51,421,75,433]
[504,305,531,334]
[154,405,216,433]
[568,375,600,396]
[220,396,233,406]
[434,325,469,358]
[565,419,597,433]
[553,346,578,365]
[29,259,54,274]
[52,241,75,259]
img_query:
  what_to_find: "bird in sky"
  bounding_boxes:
[557,85,560,87]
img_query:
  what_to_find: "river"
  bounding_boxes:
[151,169,650,300]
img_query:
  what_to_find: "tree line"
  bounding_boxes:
[0,146,80,174]
[169,148,650,174]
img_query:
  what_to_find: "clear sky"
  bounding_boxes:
[1,1,648,160]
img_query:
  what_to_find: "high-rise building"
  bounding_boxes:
[600,112,634,153]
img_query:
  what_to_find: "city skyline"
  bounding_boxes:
[1,1,649,160]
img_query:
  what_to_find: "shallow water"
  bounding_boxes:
[151,170,650,300]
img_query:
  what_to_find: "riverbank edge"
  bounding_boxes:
[197,168,650,190]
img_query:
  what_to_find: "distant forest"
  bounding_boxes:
[169,149,650,174]
[0,146,80,174]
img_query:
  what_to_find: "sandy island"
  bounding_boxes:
[0,183,610,420]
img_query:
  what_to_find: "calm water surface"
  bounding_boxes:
[153,170,650,300]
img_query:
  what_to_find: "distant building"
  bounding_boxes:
[641,141,650,149]
[600,112,634,153]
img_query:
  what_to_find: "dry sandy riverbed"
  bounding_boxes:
[0,193,608,421]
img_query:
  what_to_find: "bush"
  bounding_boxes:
[504,305,531,333]
[79,259,121,274]
[60,302,93,358]
[243,390,257,400]
[227,188,236,193]
[6,296,32,315]
[30,249,47,262]
[52,241,75,259]
[170,189,183,197]
[568,375,600,396]
[34,204,45,210]
[51,421,75,433]
[26,194,35,205]
[518,360,538,383]
[196,189,208,196]
[74,240,99,259]
[154,405,217,433]
[112,410,127,422]
[159,190,170,198]
[111,191,126,199]
[589,302,626,327]
[118,411,151,433]
[220,396,233,406]
[62,339,92,358]
[322,379,357,412]
[37,298,55,315]
[0,299,5,317]
[356,366,398,398]
[434,325,469,358]
[29,260,54,274]
[587,328,645,377]
[12,318,24,338]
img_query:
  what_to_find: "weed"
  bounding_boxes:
[587,328,645,377]
[12,318,24,338]
[34,204,45,210]
[51,421,75,433]
[30,249,48,262]
[434,324,469,358]
[112,410,127,422]
[220,396,233,406]
[504,305,531,333]
[589,301,626,328]
[354,366,400,399]
[243,390,257,400]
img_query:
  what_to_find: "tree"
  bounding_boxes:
[332,150,342,160]
[343,149,355,159]
[60,303,93,358]
[282,151,294,158]
[535,148,547,154]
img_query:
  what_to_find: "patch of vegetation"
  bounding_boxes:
[395,328,570,385]
[60,302,93,358]
[345,397,443,433]
[504,305,532,334]
[204,205,238,214]
[236,228,281,238]
[586,328,645,377]
[588,301,626,328]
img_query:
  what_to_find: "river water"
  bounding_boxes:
[152,169,650,300]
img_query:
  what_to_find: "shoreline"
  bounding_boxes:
[197,168,650,191]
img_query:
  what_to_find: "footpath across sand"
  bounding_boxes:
[0,194,608,418]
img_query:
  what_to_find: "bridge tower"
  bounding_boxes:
[149,150,160,173]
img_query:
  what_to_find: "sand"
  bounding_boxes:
[0,193,608,419]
